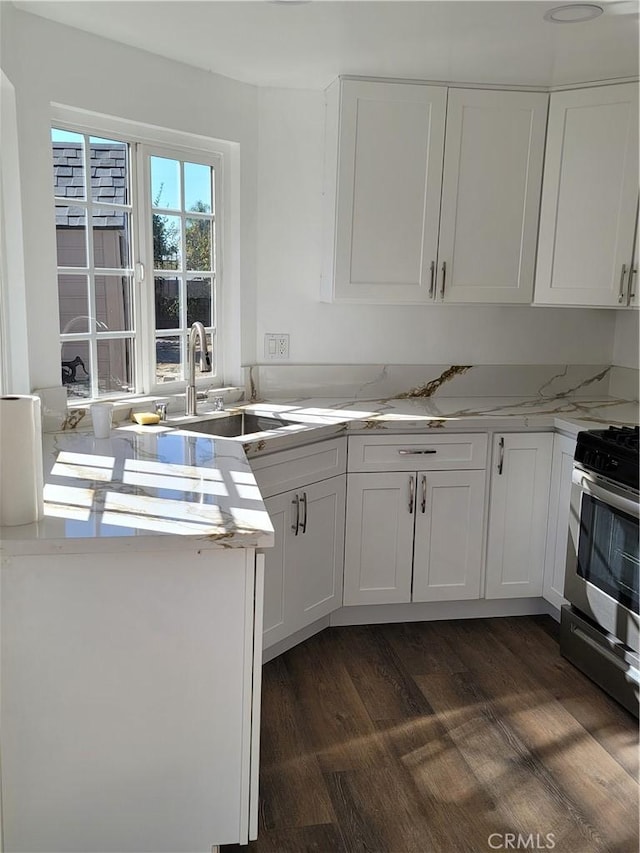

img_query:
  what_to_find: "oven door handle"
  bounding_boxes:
[573,469,640,519]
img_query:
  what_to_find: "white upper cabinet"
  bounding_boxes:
[534,83,639,308]
[438,88,548,304]
[322,79,548,305]
[326,79,447,303]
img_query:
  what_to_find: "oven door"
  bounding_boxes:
[565,466,640,654]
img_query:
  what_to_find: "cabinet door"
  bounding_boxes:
[412,470,486,602]
[261,492,296,648]
[333,80,447,303]
[344,472,415,604]
[438,89,548,304]
[543,435,576,611]
[292,476,346,632]
[486,433,553,599]
[535,83,639,307]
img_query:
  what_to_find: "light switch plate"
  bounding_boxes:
[264,333,289,360]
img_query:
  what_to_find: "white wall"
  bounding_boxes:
[0,70,30,393]
[0,5,258,392]
[0,9,625,394]
[256,87,617,366]
[612,310,639,369]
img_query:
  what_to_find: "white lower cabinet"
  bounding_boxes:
[543,434,577,610]
[251,437,347,650]
[343,468,486,605]
[485,433,553,599]
[262,475,346,648]
[343,472,415,604]
[412,470,486,602]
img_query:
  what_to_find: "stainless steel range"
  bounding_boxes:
[561,425,639,717]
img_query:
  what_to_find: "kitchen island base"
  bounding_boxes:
[1,546,263,853]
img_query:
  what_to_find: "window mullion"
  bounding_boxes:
[135,142,154,395]
[82,132,100,399]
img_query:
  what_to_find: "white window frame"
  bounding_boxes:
[51,105,238,403]
[54,127,137,399]
[138,142,222,396]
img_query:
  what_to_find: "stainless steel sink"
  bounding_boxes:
[180,413,299,437]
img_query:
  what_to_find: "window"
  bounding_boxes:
[149,153,216,387]
[52,125,221,400]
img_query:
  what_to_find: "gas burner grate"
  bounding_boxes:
[575,424,639,492]
[603,425,639,450]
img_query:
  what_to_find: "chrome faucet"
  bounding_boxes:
[186,322,212,416]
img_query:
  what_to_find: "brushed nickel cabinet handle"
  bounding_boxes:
[421,475,427,514]
[629,267,637,303]
[408,476,415,514]
[497,436,505,475]
[291,494,300,535]
[618,264,628,303]
[440,260,447,299]
[429,260,436,298]
[398,449,437,455]
[300,491,308,534]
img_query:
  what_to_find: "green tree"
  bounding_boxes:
[185,200,211,271]
[152,184,179,269]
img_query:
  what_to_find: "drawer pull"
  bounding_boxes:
[408,476,415,514]
[398,449,437,455]
[421,475,427,514]
[300,491,308,534]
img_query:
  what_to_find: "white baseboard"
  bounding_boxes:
[262,616,331,663]
[329,597,551,627]
[540,598,561,622]
[262,599,559,663]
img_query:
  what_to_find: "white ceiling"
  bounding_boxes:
[13,0,640,89]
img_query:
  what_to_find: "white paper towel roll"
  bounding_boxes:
[0,395,44,526]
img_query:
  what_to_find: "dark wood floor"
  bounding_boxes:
[223,616,639,853]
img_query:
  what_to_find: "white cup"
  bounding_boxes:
[90,402,114,438]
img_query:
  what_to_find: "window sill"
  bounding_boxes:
[38,386,245,433]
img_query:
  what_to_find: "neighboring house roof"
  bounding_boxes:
[54,142,127,227]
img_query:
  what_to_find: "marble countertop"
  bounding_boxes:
[214,393,640,459]
[2,388,637,554]
[0,427,275,556]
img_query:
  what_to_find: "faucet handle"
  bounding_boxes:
[153,400,168,421]
[208,394,225,412]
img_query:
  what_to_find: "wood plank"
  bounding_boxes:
[281,629,385,773]
[431,619,639,852]
[334,624,434,721]
[416,668,611,852]
[380,619,469,675]
[221,822,347,853]
[489,616,639,778]
[258,655,336,830]
[222,617,639,853]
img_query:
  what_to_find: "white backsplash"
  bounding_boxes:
[245,363,618,402]
[609,366,640,401]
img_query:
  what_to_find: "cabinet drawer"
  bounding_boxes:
[251,438,347,498]
[348,433,487,472]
